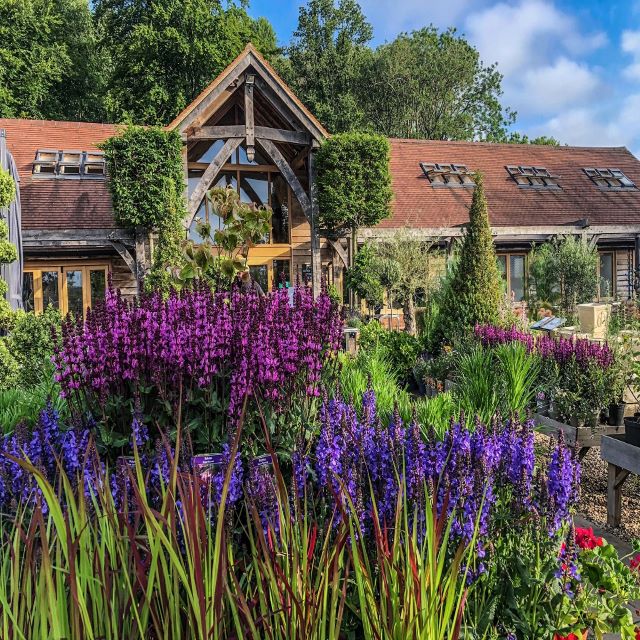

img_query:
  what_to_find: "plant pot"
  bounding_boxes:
[607,402,626,427]
[624,418,640,446]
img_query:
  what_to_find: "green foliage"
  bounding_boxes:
[0,219,17,331]
[100,126,186,291]
[0,0,105,121]
[496,132,561,146]
[178,187,271,288]
[316,132,392,235]
[361,27,514,140]
[0,167,15,208]
[282,0,372,133]
[95,0,278,125]
[0,340,19,391]
[435,173,503,345]
[0,374,67,433]
[6,307,61,388]
[528,236,598,316]
[345,242,385,307]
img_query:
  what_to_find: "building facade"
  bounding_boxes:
[2,44,640,315]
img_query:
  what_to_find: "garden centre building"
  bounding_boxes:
[2,44,640,314]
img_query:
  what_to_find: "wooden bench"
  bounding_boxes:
[600,434,640,527]
[534,414,625,459]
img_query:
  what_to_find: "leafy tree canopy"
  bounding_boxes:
[316,132,392,235]
[360,27,514,140]
[0,0,105,120]
[281,0,373,133]
[95,0,278,125]
[491,131,561,146]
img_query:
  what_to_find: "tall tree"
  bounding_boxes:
[94,0,279,125]
[435,172,504,344]
[0,0,104,120]
[360,27,514,140]
[283,0,372,133]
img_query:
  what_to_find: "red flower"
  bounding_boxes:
[575,527,603,550]
[630,553,640,572]
[554,633,582,640]
[635,627,640,640]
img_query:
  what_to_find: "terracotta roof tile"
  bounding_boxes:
[380,138,640,229]
[0,118,118,230]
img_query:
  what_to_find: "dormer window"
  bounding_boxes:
[420,163,475,187]
[506,165,560,189]
[584,167,636,190]
[32,150,106,178]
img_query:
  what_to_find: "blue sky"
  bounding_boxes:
[248,0,640,155]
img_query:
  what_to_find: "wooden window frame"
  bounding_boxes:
[497,253,527,302]
[23,262,110,315]
[598,251,616,299]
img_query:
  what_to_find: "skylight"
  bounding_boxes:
[583,168,636,190]
[420,163,475,188]
[33,150,105,178]
[506,166,560,189]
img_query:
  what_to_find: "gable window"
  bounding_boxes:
[420,163,475,187]
[506,166,560,189]
[32,150,105,178]
[584,168,636,190]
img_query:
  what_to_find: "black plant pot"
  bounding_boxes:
[625,418,640,447]
[608,402,626,427]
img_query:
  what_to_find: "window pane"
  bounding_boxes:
[270,174,290,244]
[66,270,84,317]
[273,260,291,289]
[22,272,35,312]
[496,255,507,280]
[509,256,525,302]
[195,139,226,164]
[42,271,59,309]
[599,253,614,297]
[249,265,268,293]
[301,263,312,285]
[240,172,269,244]
[90,270,106,306]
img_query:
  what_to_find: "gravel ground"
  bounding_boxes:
[535,432,640,543]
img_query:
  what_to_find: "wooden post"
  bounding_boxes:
[606,463,629,527]
[244,74,255,163]
[308,148,322,298]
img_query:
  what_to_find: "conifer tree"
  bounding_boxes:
[436,172,503,344]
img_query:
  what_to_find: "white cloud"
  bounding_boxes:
[512,57,601,115]
[535,93,640,149]
[622,30,640,80]
[465,0,606,75]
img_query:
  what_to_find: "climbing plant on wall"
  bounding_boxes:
[0,166,18,331]
[100,126,186,291]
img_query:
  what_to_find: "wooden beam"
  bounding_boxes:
[329,239,348,268]
[190,125,311,146]
[309,148,322,298]
[245,74,255,162]
[257,137,311,219]
[109,240,136,274]
[186,137,243,224]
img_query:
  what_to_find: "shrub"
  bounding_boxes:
[6,307,61,388]
[0,166,15,208]
[434,173,503,346]
[0,340,19,391]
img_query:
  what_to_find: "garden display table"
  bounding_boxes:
[600,434,640,527]
[534,414,624,459]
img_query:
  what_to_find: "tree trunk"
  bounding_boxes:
[403,296,416,335]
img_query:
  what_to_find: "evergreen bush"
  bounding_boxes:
[434,172,503,345]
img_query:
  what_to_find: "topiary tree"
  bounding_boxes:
[100,126,186,292]
[435,172,503,345]
[0,166,18,330]
[316,132,392,263]
[345,242,385,309]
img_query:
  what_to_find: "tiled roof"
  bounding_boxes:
[0,118,118,230]
[381,138,640,229]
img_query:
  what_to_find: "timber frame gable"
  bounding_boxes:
[168,43,329,295]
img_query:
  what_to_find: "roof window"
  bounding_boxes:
[583,167,636,190]
[506,165,560,189]
[32,150,105,178]
[420,163,475,187]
